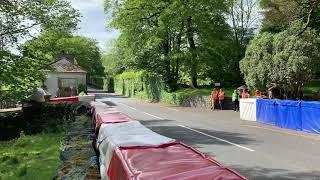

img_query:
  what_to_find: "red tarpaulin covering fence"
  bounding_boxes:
[49,96,79,102]
[107,143,246,180]
[95,111,132,129]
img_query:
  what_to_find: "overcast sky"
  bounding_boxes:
[70,0,120,49]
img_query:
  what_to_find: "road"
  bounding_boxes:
[95,94,320,180]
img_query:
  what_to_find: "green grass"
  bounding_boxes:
[303,80,320,97]
[174,87,234,98]
[0,133,64,180]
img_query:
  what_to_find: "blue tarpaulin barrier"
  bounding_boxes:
[274,100,301,131]
[301,101,320,134]
[256,99,320,134]
[256,99,277,126]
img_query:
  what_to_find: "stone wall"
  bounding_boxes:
[180,96,234,110]
[0,102,91,140]
[0,111,24,140]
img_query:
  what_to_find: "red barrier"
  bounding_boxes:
[49,96,79,102]
[107,143,246,180]
[90,102,113,122]
[96,111,132,129]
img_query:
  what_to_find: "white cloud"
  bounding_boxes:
[70,0,119,49]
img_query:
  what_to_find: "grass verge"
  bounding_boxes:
[304,80,320,97]
[0,133,64,180]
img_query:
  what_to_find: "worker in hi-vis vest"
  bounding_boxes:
[211,88,218,110]
[218,89,225,110]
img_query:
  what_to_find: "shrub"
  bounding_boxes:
[114,71,197,105]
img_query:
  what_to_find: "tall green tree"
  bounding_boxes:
[260,0,320,33]
[0,0,79,49]
[105,0,236,89]
[0,0,80,100]
[240,21,320,98]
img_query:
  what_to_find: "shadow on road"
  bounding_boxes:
[94,93,128,99]
[100,101,118,107]
[139,119,175,126]
[141,121,257,147]
[142,120,320,180]
[232,165,320,180]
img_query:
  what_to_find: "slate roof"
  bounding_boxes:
[47,54,87,73]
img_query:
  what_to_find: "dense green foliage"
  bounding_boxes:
[104,0,320,100]
[114,71,234,105]
[0,0,80,100]
[241,22,320,96]
[114,71,162,102]
[104,0,250,91]
[304,80,320,97]
[240,0,320,99]
[0,133,64,179]
[0,0,79,48]
[260,0,320,33]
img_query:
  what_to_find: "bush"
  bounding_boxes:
[240,21,320,98]
[114,71,198,105]
[23,101,90,134]
[78,84,86,93]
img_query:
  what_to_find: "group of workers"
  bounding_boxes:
[211,88,268,111]
[210,88,225,111]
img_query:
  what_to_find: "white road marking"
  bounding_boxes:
[142,112,164,120]
[159,105,180,112]
[118,102,164,120]
[118,102,138,110]
[177,124,256,152]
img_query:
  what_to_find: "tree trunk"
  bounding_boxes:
[172,21,184,87]
[186,16,197,88]
[163,27,175,91]
[292,82,303,100]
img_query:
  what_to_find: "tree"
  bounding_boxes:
[0,0,79,49]
[0,52,47,100]
[260,0,320,33]
[104,0,235,89]
[240,32,274,90]
[0,0,80,100]
[228,0,260,48]
[240,21,320,98]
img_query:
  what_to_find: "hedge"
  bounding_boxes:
[113,71,193,106]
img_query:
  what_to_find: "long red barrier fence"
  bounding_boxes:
[49,96,79,102]
[108,143,245,180]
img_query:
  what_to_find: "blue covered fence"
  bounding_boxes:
[256,99,320,134]
[301,102,320,134]
[256,99,277,126]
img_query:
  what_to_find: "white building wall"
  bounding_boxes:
[44,72,86,97]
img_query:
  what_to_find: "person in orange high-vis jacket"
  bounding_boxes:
[255,90,261,98]
[211,88,218,110]
[218,89,225,110]
[241,89,250,99]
